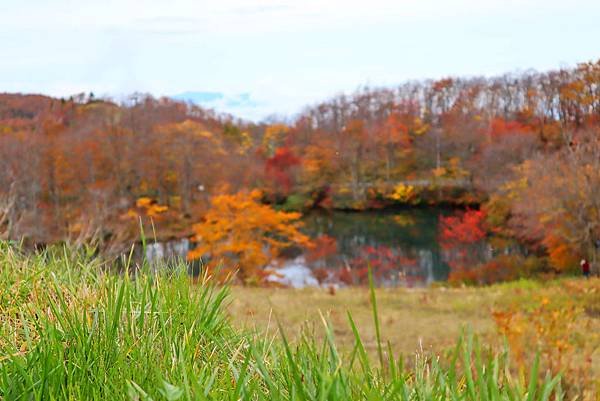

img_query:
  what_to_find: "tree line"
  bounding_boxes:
[1,59,599,275]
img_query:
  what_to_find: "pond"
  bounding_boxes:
[269,209,458,287]
[143,208,494,287]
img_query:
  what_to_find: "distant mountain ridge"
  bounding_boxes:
[171,91,257,108]
[171,91,224,103]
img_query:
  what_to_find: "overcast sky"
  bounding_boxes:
[1,0,599,120]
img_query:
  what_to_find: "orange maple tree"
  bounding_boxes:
[187,190,312,283]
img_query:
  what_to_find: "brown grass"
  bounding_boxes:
[228,278,600,380]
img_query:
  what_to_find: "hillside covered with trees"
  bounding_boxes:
[1,59,600,279]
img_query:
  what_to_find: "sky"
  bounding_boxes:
[1,0,599,121]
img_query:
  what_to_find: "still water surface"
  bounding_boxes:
[271,209,452,287]
[145,209,491,287]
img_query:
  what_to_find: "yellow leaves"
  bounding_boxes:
[196,130,213,139]
[300,143,337,187]
[483,194,511,231]
[432,167,446,178]
[499,176,529,201]
[392,215,415,227]
[236,131,253,153]
[492,295,586,379]
[448,157,469,178]
[431,158,469,180]
[188,190,312,283]
[125,209,138,219]
[146,204,168,217]
[126,197,169,220]
[337,185,352,195]
[264,124,289,139]
[155,119,228,155]
[168,196,182,209]
[388,183,417,203]
[161,120,207,136]
[136,197,153,208]
[412,117,429,136]
[138,180,150,194]
[164,171,178,185]
[263,124,290,154]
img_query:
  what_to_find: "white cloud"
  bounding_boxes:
[1,0,599,120]
[4,0,598,34]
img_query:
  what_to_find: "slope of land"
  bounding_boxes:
[2,245,596,399]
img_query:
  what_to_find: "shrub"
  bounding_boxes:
[493,294,598,398]
[450,255,544,285]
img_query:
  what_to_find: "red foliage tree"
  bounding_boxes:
[488,118,534,140]
[265,147,301,195]
[439,209,487,247]
[439,209,489,283]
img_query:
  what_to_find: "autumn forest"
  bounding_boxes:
[2,59,600,284]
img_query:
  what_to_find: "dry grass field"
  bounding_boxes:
[229,278,600,393]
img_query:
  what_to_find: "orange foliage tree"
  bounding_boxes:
[187,190,312,283]
[498,131,600,273]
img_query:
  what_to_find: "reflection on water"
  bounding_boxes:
[269,209,452,287]
[266,258,319,288]
[142,209,498,287]
[145,239,190,264]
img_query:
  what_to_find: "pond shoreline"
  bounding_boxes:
[303,202,480,214]
[141,207,467,287]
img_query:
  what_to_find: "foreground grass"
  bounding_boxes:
[229,280,600,364]
[229,280,600,399]
[0,244,579,400]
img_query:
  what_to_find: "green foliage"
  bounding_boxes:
[0,243,565,400]
[280,193,311,212]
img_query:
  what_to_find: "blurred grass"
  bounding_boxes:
[0,242,595,400]
[229,279,600,390]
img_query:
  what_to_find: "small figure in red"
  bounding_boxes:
[580,259,591,278]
